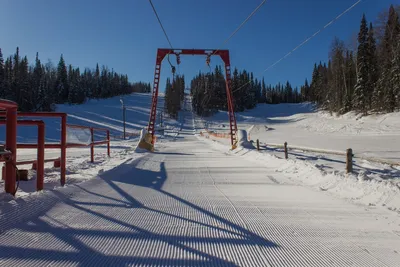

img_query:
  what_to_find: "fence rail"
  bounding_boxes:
[0,103,113,195]
[200,126,400,173]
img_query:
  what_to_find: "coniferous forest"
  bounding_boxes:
[302,4,400,115]
[0,48,151,111]
[164,75,185,119]
[189,66,302,117]
[2,5,399,118]
[187,4,400,117]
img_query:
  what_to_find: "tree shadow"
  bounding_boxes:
[0,156,278,266]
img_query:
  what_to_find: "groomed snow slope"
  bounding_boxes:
[0,102,399,266]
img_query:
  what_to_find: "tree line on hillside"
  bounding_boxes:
[190,66,302,116]
[302,5,400,115]
[0,47,151,111]
[164,75,185,118]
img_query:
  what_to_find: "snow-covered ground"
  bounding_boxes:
[198,103,400,214]
[0,93,176,201]
[0,99,399,266]
[204,103,400,160]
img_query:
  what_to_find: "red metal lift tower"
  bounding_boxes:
[147,48,238,149]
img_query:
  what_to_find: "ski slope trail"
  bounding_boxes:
[1,111,400,266]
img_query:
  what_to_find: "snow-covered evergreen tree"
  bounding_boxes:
[55,55,69,103]
[353,14,369,115]
[0,49,4,99]
[367,23,378,109]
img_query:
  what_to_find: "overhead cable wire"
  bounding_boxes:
[148,0,173,49]
[212,0,267,56]
[232,0,363,94]
[148,0,177,73]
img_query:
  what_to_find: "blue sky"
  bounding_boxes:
[1,0,398,89]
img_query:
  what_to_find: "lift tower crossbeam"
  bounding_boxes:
[148,48,238,149]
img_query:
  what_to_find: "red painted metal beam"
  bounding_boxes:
[0,119,45,192]
[17,143,61,149]
[147,48,237,148]
[4,104,17,194]
[0,112,68,186]
[0,99,19,109]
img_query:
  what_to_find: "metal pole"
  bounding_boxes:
[37,122,45,191]
[61,115,67,186]
[5,106,17,195]
[107,130,110,157]
[90,128,94,163]
[123,106,126,140]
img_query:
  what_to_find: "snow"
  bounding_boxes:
[0,93,167,201]
[198,103,400,214]
[204,103,400,161]
[0,100,399,266]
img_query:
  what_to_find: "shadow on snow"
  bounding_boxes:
[0,153,277,266]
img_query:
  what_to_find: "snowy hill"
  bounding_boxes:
[0,93,168,199]
[205,103,400,161]
[198,103,400,213]
[0,93,160,144]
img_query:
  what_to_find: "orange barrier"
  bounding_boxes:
[200,130,231,139]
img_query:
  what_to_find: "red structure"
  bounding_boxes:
[0,108,112,195]
[14,112,68,186]
[66,124,111,163]
[0,100,18,194]
[148,48,238,149]
[0,120,46,191]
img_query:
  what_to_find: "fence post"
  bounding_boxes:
[90,128,94,163]
[256,139,260,151]
[107,130,110,157]
[5,106,17,195]
[60,114,67,186]
[346,148,353,173]
[284,142,288,159]
[37,122,45,191]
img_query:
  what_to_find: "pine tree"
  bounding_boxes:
[260,78,267,103]
[392,35,400,107]
[343,52,356,112]
[18,56,32,111]
[0,48,4,99]
[367,23,379,109]
[42,60,57,111]
[301,79,310,102]
[12,47,21,104]
[376,6,400,112]
[310,64,319,103]
[55,54,68,103]
[353,14,369,115]
[32,52,45,111]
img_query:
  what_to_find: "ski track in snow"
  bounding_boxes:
[0,97,399,266]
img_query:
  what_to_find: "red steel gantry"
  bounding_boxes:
[147,48,238,149]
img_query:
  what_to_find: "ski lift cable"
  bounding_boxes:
[148,0,176,71]
[232,0,363,94]
[148,0,174,49]
[212,0,267,56]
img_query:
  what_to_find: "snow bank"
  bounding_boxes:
[203,103,400,161]
[200,133,400,214]
[236,129,254,149]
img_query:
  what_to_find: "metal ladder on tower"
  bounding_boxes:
[148,62,162,143]
[224,64,238,149]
